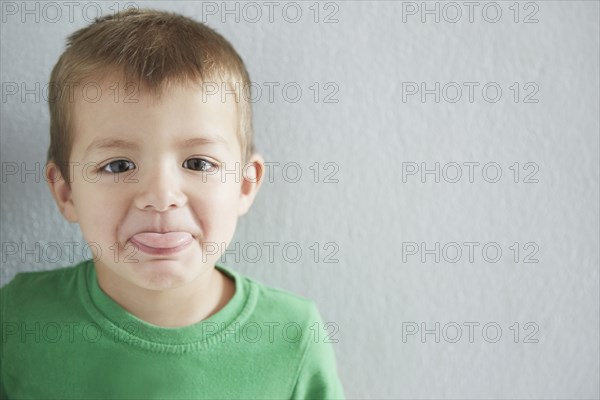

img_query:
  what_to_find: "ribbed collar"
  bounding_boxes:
[78,259,256,354]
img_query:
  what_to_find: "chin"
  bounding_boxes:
[127,259,193,291]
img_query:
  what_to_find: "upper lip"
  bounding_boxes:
[128,228,197,239]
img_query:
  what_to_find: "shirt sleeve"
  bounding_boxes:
[0,371,8,400]
[290,304,345,400]
[1,280,10,400]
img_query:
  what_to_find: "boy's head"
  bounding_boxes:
[47,8,255,184]
[45,9,264,292]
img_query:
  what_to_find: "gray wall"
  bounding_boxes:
[1,1,598,398]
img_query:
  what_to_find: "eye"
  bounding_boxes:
[183,158,217,172]
[102,160,135,174]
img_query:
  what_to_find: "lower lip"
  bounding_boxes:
[129,237,194,256]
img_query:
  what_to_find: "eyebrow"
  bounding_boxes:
[84,135,229,157]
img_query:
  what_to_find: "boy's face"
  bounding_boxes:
[47,77,263,292]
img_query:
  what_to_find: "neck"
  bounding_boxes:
[95,263,235,328]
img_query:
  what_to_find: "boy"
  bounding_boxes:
[0,9,344,399]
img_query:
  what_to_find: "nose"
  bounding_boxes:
[134,162,186,212]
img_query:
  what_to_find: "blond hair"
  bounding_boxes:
[47,8,254,184]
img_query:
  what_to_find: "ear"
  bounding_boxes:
[238,153,265,216]
[45,162,78,222]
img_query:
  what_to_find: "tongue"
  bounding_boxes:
[131,232,193,249]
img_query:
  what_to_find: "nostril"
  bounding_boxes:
[147,189,185,207]
[134,178,186,211]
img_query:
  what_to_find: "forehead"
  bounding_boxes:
[69,75,241,154]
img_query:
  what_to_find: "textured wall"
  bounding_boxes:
[1,1,598,398]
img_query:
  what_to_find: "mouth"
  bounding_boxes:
[129,232,194,256]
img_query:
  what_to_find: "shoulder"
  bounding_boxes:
[234,269,321,326]
[230,273,346,399]
[0,261,87,318]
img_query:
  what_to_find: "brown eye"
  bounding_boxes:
[102,160,135,173]
[183,158,216,172]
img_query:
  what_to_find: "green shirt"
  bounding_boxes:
[0,260,344,399]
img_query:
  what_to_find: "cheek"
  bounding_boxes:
[192,194,238,220]
[190,185,240,233]
[71,182,128,240]
[190,175,241,206]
